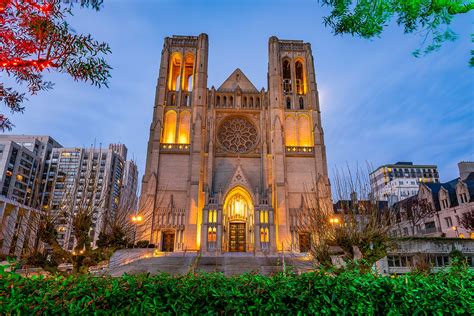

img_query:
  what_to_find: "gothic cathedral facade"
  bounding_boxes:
[139,34,331,254]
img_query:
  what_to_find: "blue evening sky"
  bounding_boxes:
[4,0,474,184]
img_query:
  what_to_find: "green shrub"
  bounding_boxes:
[0,266,472,314]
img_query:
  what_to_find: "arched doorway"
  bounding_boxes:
[223,186,254,252]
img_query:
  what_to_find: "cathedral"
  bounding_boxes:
[139,34,331,254]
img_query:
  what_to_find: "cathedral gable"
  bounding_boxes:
[217,68,259,93]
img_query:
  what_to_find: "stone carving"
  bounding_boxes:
[217,116,258,153]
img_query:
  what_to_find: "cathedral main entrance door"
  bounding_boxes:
[162,232,175,252]
[229,223,246,252]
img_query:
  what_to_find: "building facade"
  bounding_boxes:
[139,34,331,254]
[41,144,138,250]
[370,162,439,201]
[0,135,62,209]
[390,162,474,239]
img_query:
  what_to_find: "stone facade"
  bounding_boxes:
[139,34,331,254]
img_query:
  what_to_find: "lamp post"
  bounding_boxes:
[131,214,143,247]
[452,226,459,238]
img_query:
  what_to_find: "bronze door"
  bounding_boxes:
[229,223,246,252]
[162,232,175,252]
[299,233,311,253]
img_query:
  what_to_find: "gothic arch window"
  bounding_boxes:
[183,54,194,92]
[162,110,177,144]
[249,97,254,108]
[230,96,234,107]
[168,52,182,91]
[282,59,292,94]
[178,111,191,144]
[298,114,312,147]
[256,97,260,108]
[243,97,247,108]
[223,96,227,107]
[216,96,220,107]
[217,116,258,153]
[295,60,306,95]
[299,97,304,109]
[286,97,291,109]
[284,115,297,146]
[170,93,176,106]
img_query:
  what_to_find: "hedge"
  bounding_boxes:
[0,268,473,314]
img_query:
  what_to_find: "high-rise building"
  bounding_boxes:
[41,144,137,250]
[0,135,62,208]
[370,162,439,201]
[139,34,331,254]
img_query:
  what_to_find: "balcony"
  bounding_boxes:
[285,146,314,156]
[160,143,190,154]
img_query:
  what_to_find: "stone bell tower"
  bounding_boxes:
[139,34,209,251]
[268,37,331,251]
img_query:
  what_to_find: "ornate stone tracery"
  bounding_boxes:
[217,116,258,153]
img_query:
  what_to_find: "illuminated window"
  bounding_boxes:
[298,114,312,147]
[295,60,306,95]
[183,54,194,92]
[208,210,217,223]
[260,227,269,242]
[168,53,182,91]
[16,174,23,181]
[162,110,177,144]
[285,115,297,146]
[208,227,217,242]
[178,111,191,144]
[260,210,268,224]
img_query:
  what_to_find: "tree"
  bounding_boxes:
[393,196,436,236]
[459,210,474,230]
[0,0,111,130]
[318,0,474,66]
[299,166,392,272]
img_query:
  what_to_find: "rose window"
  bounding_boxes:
[217,117,258,153]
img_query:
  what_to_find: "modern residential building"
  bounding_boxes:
[390,162,474,239]
[0,140,41,207]
[0,195,44,257]
[40,144,138,250]
[0,135,62,208]
[370,162,439,201]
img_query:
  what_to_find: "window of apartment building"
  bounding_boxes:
[424,221,436,232]
[444,217,453,227]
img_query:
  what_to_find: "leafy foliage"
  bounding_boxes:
[319,0,473,65]
[0,0,110,130]
[0,267,472,314]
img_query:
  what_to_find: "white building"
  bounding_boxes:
[370,162,439,201]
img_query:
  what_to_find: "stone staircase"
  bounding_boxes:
[107,250,315,277]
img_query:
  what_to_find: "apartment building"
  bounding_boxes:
[370,162,439,201]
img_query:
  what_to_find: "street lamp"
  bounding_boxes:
[329,217,340,225]
[131,214,143,247]
[452,226,459,238]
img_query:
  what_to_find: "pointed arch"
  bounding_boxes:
[285,115,297,146]
[178,111,191,144]
[168,52,182,91]
[282,58,292,94]
[298,114,312,147]
[183,53,194,92]
[162,110,177,143]
[295,59,306,95]
[223,186,254,222]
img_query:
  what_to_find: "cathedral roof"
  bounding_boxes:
[217,68,259,93]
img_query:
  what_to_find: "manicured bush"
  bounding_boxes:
[0,267,472,314]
